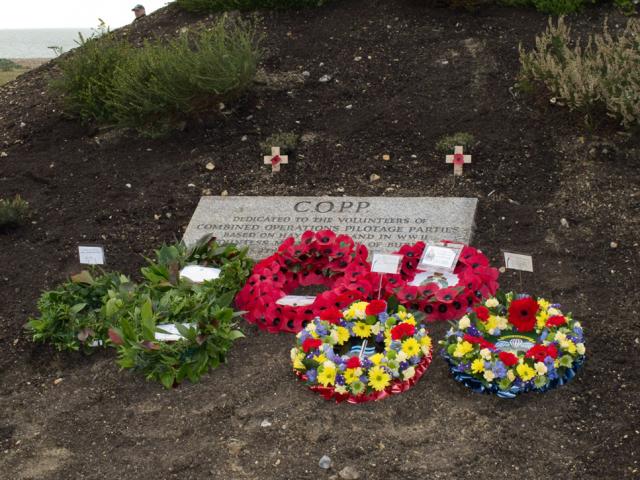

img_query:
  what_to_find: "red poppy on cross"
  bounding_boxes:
[445,146,472,176]
[264,146,289,172]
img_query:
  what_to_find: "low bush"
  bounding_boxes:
[0,195,30,229]
[53,17,261,136]
[519,17,640,128]
[260,132,299,154]
[176,0,332,12]
[435,132,475,154]
[27,270,135,353]
[108,236,253,388]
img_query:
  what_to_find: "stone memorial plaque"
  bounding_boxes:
[183,196,477,258]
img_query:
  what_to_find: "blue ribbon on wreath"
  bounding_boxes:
[444,357,584,398]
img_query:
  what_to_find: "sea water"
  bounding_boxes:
[0,29,93,58]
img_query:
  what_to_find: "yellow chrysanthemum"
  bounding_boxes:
[345,302,369,320]
[397,310,407,320]
[335,326,350,345]
[402,337,420,357]
[344,367,362,384]
[562,340,577,354]
[317,364,337,386]
[471,358,485,374]
[453,341,473,358]
[314,353,327,364]
[538,298,551,311]
[420,335,432,349]
[353,322,371,338]
[486,316,498,332]
[370,353,384,365]
[293,353,306,370]
[536,311,549,329]
[516,363,536,381]
[368,365,391,392]
[404,314,417,326]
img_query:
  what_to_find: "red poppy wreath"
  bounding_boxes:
[235,230,379,333]
[375,241,500,322]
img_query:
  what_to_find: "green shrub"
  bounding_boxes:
[52,35,132,125]
[176,0,332,12]
[27,270,135,353]
[0,195,30,229]
[260,132,299,154]
[53,17,261,136]
[519,17,640,128]
[108,236,253,388]
[0,59,21,71]
[435,132,475,154]
[500,0,595,14]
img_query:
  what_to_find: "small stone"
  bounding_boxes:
[0,152,7,157]
[302,71,310,77]
[125,183,132,188]
[53,378,63,385]
[202,189,212,195]
[336,187,345,193]
[206,162,215,171]
[354,56,362,62]
[382,154,390,161]
[319,455,332,469]
[260,419,272,428]
[154,214,161,220]
[165,212,172,218]
[610,241,618,249]
[339,466,360,479]
[20,122,26,128]
[241,135,248,142]
[370,173,381,182]
[319,74,332,83]
[345,104,353,110]
[560,218,569,228]
[188,183,195,187]
[221,190,228,196]
[499,266,506,273]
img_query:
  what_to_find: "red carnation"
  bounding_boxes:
[365,299,387,316]
[302,338,322,352]
[547,343,558,359]
[474,306,490,322]
[463,333,496,351]
[498,351,518,367]
[508,297,539,332]
[345,357,361,369]
[320,307,343,324]
[525,344,548,362]
[546,315,566,327]
[391,322,416,340]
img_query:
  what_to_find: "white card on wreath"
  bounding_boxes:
[78,245,105,265]
[371,253,402,274]
[418,244,461,272]
[503,251,534,272]
[276,295,317,307]
[179,265,221,283]
[155,323,195,342]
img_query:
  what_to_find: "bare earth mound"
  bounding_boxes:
[0,1,639,478]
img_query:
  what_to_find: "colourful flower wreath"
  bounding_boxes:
[380,241,499,322]
[440,292,585,398]
[236,230,376,333]
[291,300,433,403]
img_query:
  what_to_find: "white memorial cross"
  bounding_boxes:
[264,146,288,172]
[446,146,472,176]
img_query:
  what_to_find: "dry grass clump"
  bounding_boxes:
[519,17,640,128]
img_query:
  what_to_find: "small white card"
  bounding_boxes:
[409,269,460,288]
[155,323,195,342]
[418,244,462,272]
[371,253,403,274]
[179,265,221,283]
[78,245,105,265]
[276,295,317,307]
[503,251,534,272]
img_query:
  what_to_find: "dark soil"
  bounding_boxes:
[1,1,639,479]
